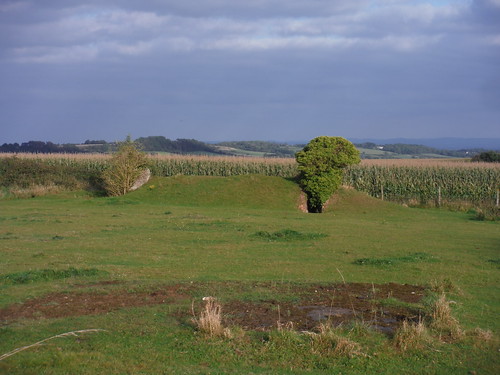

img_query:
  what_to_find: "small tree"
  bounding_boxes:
[102,137,148,196]
[296,136,360,213]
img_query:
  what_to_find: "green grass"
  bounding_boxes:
[0,175,498,374]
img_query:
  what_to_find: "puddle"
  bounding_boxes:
[297,306,402,334]
[301,306,354,321]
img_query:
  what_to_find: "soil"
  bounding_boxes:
[0,282,426,335]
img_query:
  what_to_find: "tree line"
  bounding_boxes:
[0,141,82,153]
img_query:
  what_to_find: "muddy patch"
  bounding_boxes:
[0,284,191,322]
[219,283,425,334]
[1,282,426,334]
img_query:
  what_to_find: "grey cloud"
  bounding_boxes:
[2,1,475,63]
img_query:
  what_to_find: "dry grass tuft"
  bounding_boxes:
[468,327,497,347]
[8,184,64,198]
[394,320,432,351]
[430,294,463,339]
[193,297,231,338]
[310,322,363,358]
[471,327,493,341]
[0,329,106,361]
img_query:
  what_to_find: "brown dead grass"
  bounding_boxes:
[7,184,65,198]
[394,320,432,351]
[430,294,463,339]
[193,297,232,338]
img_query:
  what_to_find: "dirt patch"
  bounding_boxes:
[220,283,426,334]
[0,284,191,323]
[0,282,426,334]
[297,192,308,213]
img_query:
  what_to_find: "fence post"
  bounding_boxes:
[438,186,441,207]
[497,189,499,207]
[381,184,384,201]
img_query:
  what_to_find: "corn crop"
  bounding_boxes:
[148,154,298,177]
[344,163,500,205]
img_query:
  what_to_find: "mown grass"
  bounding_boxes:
[0,175,498,374]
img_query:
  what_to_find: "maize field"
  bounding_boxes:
[344,164,500,205]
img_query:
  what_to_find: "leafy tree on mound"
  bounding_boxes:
[296,136,360,213]
[102,137,148,196]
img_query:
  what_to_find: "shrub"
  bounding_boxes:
[102,139,148,196]
[296,136,360,212]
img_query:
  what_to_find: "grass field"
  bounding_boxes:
[0,175,499,374]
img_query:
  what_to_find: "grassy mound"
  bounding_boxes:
[126,175,303,210]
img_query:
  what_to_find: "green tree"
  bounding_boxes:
[472,151,500,163]
[102,138,148,196]
[296,136,360,212]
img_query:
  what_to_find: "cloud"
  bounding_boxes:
[1,1,471,63]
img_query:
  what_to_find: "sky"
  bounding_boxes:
[0,0,499,144]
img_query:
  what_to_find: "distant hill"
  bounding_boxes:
[350,138,500,151]
[135,136,221,155]
[214,141,301,157]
